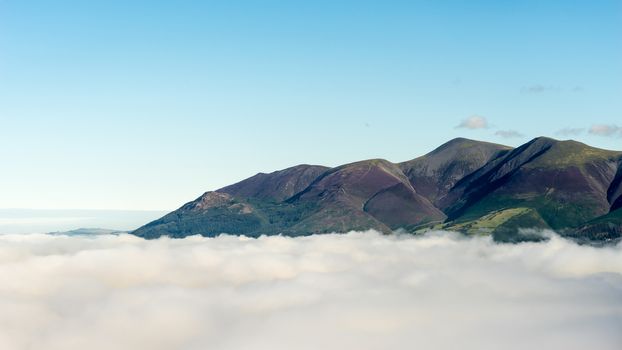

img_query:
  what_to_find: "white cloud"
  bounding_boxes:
[571,86,584,93]
[456,115,489,129]
[495,130,524,138]
[0,231,620,350]
[589,124,622,137]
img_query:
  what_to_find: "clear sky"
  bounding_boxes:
[1,0,621,210]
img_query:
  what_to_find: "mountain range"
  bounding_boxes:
[133,137,622,243]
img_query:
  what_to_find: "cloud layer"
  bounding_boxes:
[0,232,620,350]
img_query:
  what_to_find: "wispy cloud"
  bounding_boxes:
[571,86,584,93]
[589,124,622,137]
[556,128,585,137]
[520,84,584,94]
[520,84,560,94]
[0,232,620,350]
[456,115,489,129]
[495,130,524,138]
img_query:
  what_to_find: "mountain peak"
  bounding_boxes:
[531,136,558,142]
[399,139,511,207]
[434,137,511,153]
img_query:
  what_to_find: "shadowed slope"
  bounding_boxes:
[608,160,622,211]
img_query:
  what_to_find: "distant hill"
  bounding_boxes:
[133,137,622,243]
[48,228,125,236]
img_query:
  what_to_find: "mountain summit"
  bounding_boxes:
[133,137,622,243]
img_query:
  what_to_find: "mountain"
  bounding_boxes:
[133,137,622,243]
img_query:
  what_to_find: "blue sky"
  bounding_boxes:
[1,0,621,210]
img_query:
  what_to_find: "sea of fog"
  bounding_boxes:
[0,230,620,350]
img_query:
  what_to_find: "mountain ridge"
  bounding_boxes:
[133,137,622,243]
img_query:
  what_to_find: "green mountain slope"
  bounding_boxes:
[573,208,622,243]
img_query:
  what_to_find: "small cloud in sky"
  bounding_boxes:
[571,86,584,93]
[520,84,559,94]
[556,128,585,137]
[588,124,622,137]
[456,115,489,130]
[495,130,524,138]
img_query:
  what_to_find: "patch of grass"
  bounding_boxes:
[492,209,550,242]
[442,207,532,236]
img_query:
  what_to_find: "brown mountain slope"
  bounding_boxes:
[219,164,329,202]
[289,159,446,233]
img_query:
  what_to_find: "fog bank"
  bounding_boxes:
[0,231,620,350]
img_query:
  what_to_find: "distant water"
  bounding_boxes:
[0,209,167,234]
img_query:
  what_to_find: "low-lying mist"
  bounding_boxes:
[0,231,620,350]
